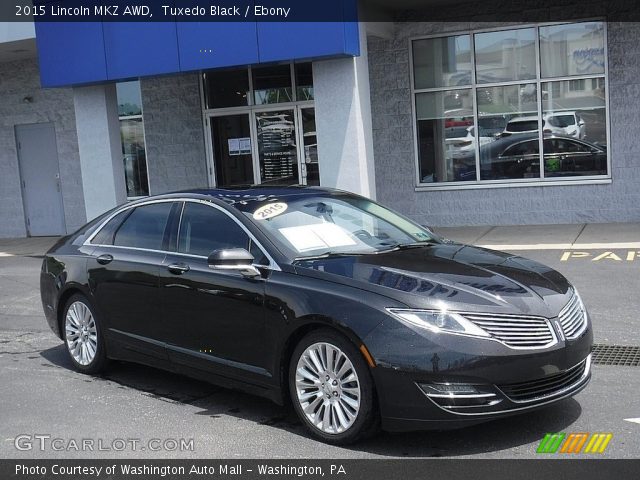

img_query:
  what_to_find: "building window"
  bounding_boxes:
[201,63,318,188]
[116,81,149,198]
[569,79,586,91]
[411,21,608,187]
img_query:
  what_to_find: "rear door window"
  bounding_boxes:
[91,210,130,245]
[113,202,173,250]
[502,140,539,157]
[544,138,590,154]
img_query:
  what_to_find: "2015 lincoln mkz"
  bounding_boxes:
[40,187,592,444]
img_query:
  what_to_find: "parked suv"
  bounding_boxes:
[503,112,586,139]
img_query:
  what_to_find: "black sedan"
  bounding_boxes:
[40,187,592,444]
[479,133,607,180]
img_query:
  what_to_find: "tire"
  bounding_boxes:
[289,329,378,444]
[62,294,108,374]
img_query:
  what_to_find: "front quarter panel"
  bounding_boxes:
[262,269,404,384]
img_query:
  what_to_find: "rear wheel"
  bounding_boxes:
[289,329,377,444]
[63,294,108,374]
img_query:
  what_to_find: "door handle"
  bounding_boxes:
[168,263,190,275]
[96,254,113,265]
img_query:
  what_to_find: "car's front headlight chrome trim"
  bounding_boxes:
[386,308,490,338]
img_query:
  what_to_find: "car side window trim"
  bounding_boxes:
[163,201,184,252]
[89,208,133,246]
[84,198,280,271]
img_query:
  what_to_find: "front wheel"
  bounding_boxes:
[62,294,108,374]
[289,329,378,444]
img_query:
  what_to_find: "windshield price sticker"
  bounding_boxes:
[253,202,288,220]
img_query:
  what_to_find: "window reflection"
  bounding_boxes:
[116,81,149,198]
[474,28,536,83]
[295,63,314,100]
[542,79,607,177]
[540,22,605,78]
[542,80,606,145]
[477,84,539,180]
[116,81,142,116]
[411,22,608,185]
[543,137,607,177]
[413,35,472,89]
[203,69,249,109]
[252,65,293,105]
[301,108,320,185]
[120,118,149,197]
[416,90,477,183]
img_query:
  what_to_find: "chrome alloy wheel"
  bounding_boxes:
[295,342,361,435]
[65,301,98,366]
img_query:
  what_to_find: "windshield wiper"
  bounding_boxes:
[295,242,435,261]
[294,251,368,261]
[376,241,435,253]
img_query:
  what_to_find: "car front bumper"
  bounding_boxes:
[363,315,593,432]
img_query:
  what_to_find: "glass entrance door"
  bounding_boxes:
[255,109,299,185]
[209,107,320,188]
[210,114,254,187]
[299,107,319,186]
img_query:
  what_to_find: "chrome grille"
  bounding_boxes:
[558,293,587,339]
[498,358,589,402]
[463,313,556,349]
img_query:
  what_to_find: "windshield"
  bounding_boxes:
[547,114,576,128]
[242,195,437,258]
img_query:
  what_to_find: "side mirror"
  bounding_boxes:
[207,248,260,278]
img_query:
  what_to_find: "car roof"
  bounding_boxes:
[482,132,598,154]
[183,185,337,198]
[126,185,352,211]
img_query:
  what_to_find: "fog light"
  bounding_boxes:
[418,382,502,411]
[420,383,479,395]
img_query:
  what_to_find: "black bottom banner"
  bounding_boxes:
[3,459,640,480]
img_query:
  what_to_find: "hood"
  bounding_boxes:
[294,243,573,318]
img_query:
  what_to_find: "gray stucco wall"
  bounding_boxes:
[140,74,208,195]
[368,12,640,225]
[0,59,85,238]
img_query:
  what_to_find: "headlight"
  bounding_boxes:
[386,308,490,338]
[574,287,586,312]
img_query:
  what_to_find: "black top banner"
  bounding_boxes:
[1,0,639,23]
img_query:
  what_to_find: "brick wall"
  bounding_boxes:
[0,59,85,237]
[368,5,640,226]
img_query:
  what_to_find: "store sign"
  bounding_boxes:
[572,48,605,74]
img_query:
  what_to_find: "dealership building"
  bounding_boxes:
[0,1,638,238]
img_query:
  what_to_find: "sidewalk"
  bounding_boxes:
[435,223,640,250]
[1,223,639,257]
[0,237,59,257]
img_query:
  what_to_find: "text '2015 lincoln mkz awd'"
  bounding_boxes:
[40,187,592,444]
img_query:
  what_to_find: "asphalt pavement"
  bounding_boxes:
[1,226,639,459]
